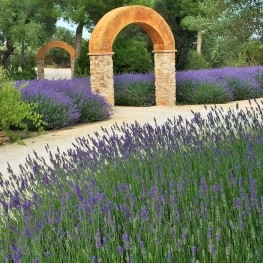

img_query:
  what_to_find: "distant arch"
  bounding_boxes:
[37,40,76,79]
[88,5,176,106]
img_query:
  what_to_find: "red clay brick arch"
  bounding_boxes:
[37,40,76,79]
[88,5,176,106]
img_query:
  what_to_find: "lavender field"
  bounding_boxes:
[1,98,263,262]
[0,66,263,262]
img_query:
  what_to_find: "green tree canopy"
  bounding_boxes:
[0,0,57,69]
[154,0,196,70]
[55,0,154,59]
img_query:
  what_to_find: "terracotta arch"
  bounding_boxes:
[37,40,76,79]
[88,5,176,106]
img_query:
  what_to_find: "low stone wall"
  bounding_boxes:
[0,131,9,145]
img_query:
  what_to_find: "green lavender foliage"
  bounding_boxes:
[1,101,263,262]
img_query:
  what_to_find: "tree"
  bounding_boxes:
[178,0,263,68]
[55,0,92,60]
[154,0,197,70]
[179,0,225,54]
[55,0,154,61]
[0,0,57,69]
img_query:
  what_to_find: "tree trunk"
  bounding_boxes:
[3,37,14,69]
[196,31,202,54]
[75,22,84,60]
[21,41,27,69]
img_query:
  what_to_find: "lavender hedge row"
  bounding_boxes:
[17,78,113,130]
[115,66,263,106]
[1,100,263,262]
[15,67,263,129]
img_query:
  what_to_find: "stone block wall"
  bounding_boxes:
[0,131,9,145]
[89,53,115,105]
[37,59,45,80]
[154,51,176,106]
[70,58,75,78]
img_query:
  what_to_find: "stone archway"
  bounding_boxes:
[88,5,176,106]
[37,40,76,79]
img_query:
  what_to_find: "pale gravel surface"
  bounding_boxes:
[42,67,71,80]
[0,68,262,179]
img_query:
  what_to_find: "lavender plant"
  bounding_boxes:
[113,67,263,106]
[18,78,113,130]
[176,66,263,104]
[1,99,263,262]
[115,74,155,106]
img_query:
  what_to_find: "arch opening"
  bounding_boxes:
[112,24,154,74]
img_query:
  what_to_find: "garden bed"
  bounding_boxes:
[1,99,263,262]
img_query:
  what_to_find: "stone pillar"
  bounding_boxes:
[37,59,45,80]
[88,53,115,105]
[153,50,176,106]
[70,58,75,78]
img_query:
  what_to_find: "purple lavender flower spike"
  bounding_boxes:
[117,246,124,256]
[191,246,197,256]
[11,247,23,263]
[167,249,173,262]
[122,233,130,250]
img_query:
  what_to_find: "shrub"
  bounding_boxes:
[255,69,263,90]
[22,91,80,130]
[6,50,37,80]
[21,81,80,130]
[176,81,194,104]
[113,39,154,74]
[226,78,262,101]
[115,74,155,106]
[185,51,210,70]
[0,69,44,135]
[115,82,155,106]
[177,66,263,104]
[20,78,113,129]
[176,80,231,105]
[113,24,154,74]
[5,66,37,81]
[190,82,231,104]
[66,88,113,122]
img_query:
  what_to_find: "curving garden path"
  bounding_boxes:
[0,98,262,180]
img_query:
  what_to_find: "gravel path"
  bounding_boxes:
[43,68,71,79]
[1,99,262,179]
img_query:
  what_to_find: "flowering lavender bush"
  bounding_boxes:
[114,67,263,106]
[177,66,263,104]
[18,78,112,130]
[115,74,155,106]
[1,100,263,262]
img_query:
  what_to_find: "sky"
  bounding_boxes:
[56,19,90,39]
